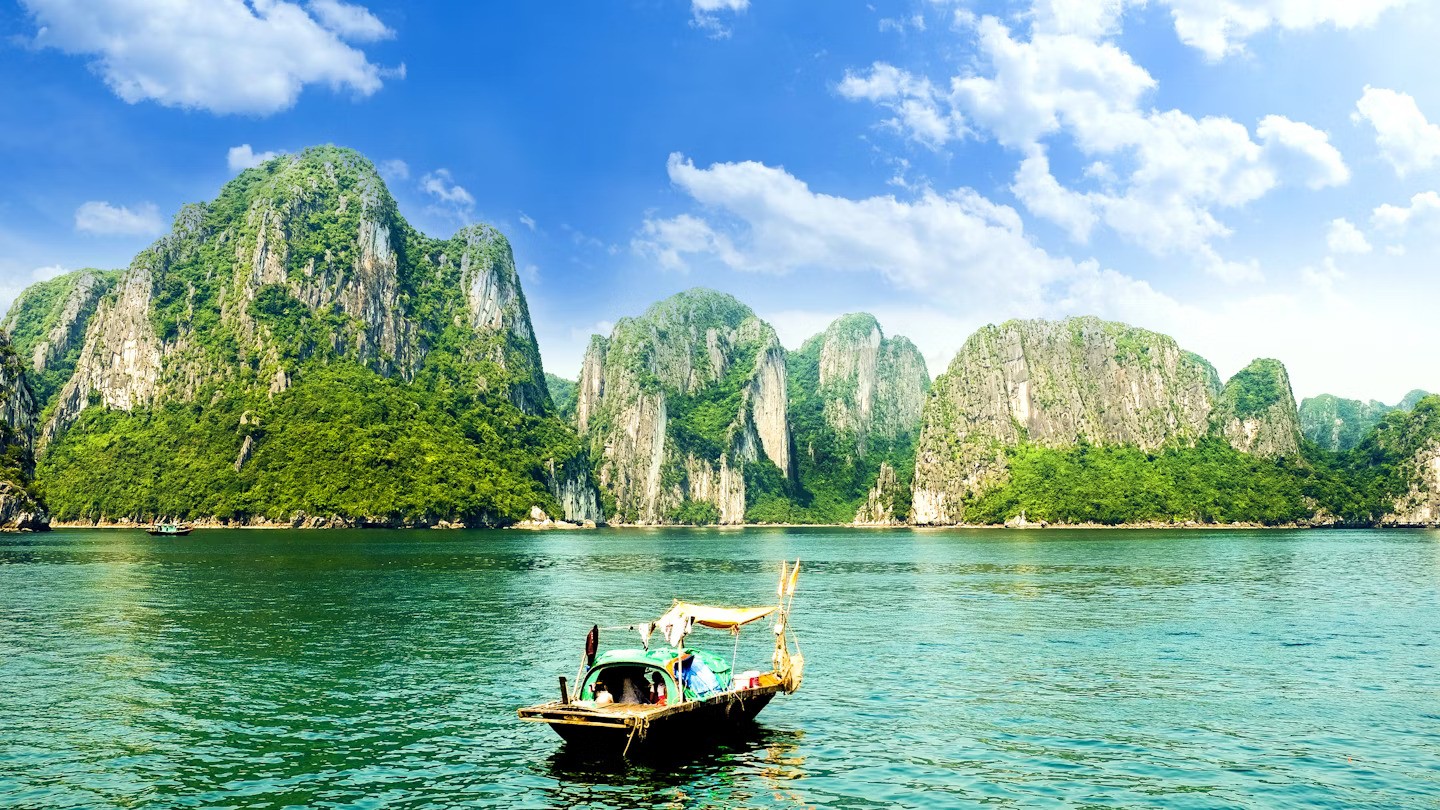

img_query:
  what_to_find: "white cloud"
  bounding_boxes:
[19,0,396,115]
[691,0,748,35]
[1159,0,1411,60]
[637,153,1104,312]
[420,169,474,207]
[74,201,165,236]
[307,0,392,41]
[519,213,538,232]
[1353,86,1440,178]
[227,144,283,172]
[1325,218,1372,254]
[1010,149,1100,242]
[1256,115,1349,189]
[378,159,410,181]
[838,63,964,148]
[1372,191,1440,238]
[847,17,1344,283]
[1028,0,1137,38]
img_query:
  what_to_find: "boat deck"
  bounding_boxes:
[518,681,785,730]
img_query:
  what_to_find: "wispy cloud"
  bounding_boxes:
[74,201,165,236]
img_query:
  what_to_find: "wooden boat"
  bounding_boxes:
[518,560,805,756]
[146,522,193,536]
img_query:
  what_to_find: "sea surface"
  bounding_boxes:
[2,528,1438,809]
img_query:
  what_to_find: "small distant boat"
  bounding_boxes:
[518,560,805,757]
[146,522,193,536]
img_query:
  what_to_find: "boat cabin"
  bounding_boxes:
[577,647,733,707]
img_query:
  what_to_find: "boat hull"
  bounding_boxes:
[520,685,781,756]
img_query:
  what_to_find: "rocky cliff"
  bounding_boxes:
[1299,390,1430,451]
[794,313,928,456]
[575,289,793,524]
[1360,396,1440,526]
[0,333,47,529]
[852,461,906,525]
[911,317,1221,525]
[27,145,597,526]
[1,268,120,413]
[1209,358,1302,458]
[785,313,928,523]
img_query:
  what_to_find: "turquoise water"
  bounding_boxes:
[2,528,1438,808]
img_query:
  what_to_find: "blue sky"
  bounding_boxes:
[3,0,1439,401]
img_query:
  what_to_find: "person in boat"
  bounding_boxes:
[594,680,614,707]
[649,672,667,705]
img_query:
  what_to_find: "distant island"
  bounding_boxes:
[1,145,1437,531]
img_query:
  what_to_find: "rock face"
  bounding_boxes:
[45,152,549,447]
[1375,396,1440,526]
[853,461,904,525]
[576,289,793,524]
[1383,439,1440,526]
[24,145,597,526]
[0,334,47,529]
[803,313,928,456]
[1,268,120,411]
[1299,390,1430,451]
[912,317,1221,525]
[785,313,928,523]
[1209,358,1302,458]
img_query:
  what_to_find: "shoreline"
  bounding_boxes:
[47,519,1421,531]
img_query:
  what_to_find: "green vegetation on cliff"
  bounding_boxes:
[39,364,577,524]
[1299,390,1430,451]
[32,146,590,525]
[967,439,1314,525]
[962,397,1440,526]
[1214,358,1288,418]
[546,374,577,420]
[769,318,922,523]
[1,269,120,411]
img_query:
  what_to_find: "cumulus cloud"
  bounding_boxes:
[19,0,397,115]
[1325,218,1372,254]
[1010,149,1100,242]
[420,169,474,207]
[637,153,1109,312]
[844,17,1347,282]
[74,201,165,236]
[228,144,283,172]
[1256,115,1349,189]
[1159,0,1411,60]
[1372,191,1440,238]
[1353,86,1440,178]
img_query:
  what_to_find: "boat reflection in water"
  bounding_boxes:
[541,726,809,808]
[518,560,804,758]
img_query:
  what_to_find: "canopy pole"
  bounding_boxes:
[729,626,741,683]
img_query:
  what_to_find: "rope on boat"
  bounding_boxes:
[622,714,651,757]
